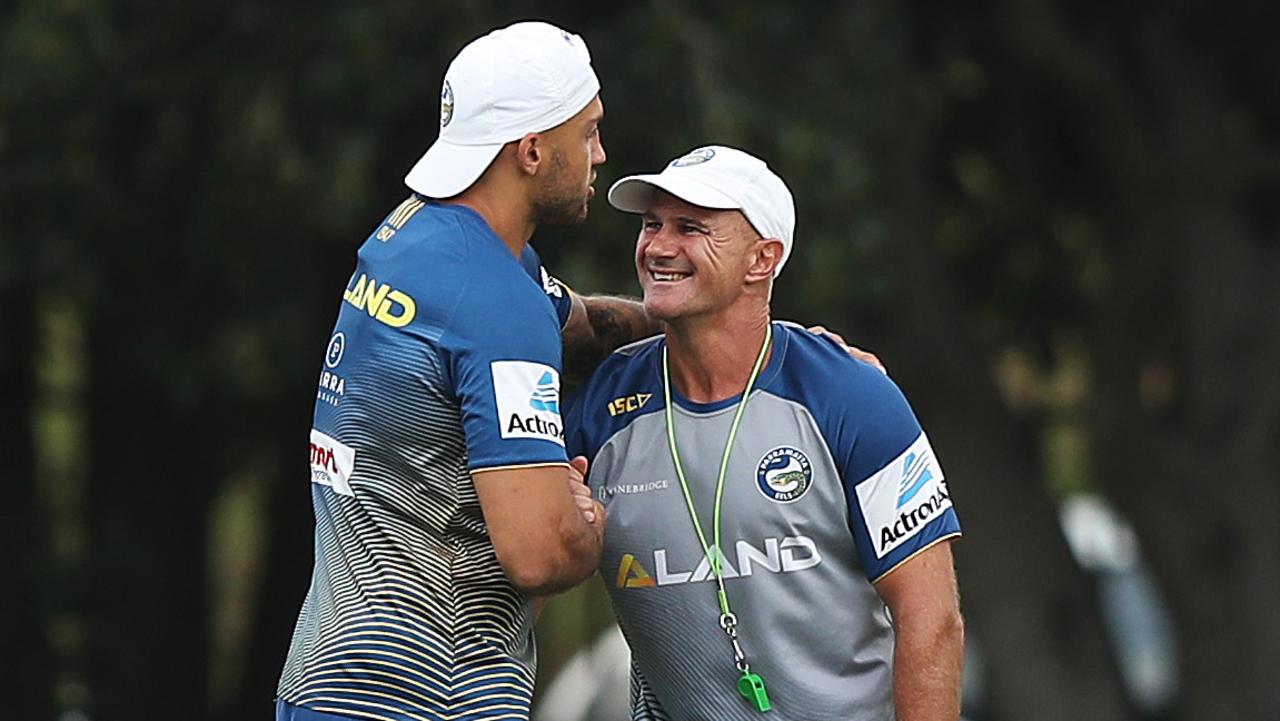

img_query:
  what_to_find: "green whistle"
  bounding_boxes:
[737,671,772,712]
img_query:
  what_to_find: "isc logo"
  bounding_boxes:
[343,274,416,328]
[607,392,653,417]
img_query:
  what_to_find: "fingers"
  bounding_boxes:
[807,324,847,346]
[807,325,888,375]
[590,500,606,532]
[568,456,597,523]
[573,490,597,524]
[849,346,887,374]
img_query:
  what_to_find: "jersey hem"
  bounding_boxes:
[870,531,962,584]
[470,461,572,474]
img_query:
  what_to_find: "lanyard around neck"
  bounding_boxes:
[661,323,772,612]
[661,324,775,711]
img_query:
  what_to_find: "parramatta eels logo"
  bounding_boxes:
[671,147,716,167]
[440,81,455,128]
[755,447,813,503]
[529,372,560,414]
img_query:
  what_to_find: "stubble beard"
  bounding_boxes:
[532,151,589,227]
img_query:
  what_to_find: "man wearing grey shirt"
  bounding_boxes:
[565,146,964,720]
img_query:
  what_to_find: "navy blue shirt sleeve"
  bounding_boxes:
[444,258,570,473]
[773,326,960,582]
[832,366,960,581]
[521,244,574,329]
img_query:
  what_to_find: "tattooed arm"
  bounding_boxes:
[561,292,662,381]
[559,290,885,381]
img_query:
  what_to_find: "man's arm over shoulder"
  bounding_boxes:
[561,292,661,380]
[517,248,660,379]
[875,540,964,721]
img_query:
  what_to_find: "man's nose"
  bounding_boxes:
[644,226,679,257]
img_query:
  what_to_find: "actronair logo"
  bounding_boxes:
[491,361,565,446]
[529,372,560,414]
[855,433,952,559]
[898,449,935,508]
[614,536,822,589]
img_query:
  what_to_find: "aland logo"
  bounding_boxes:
[755,447,813,503]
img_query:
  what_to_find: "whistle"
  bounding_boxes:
[737,672,772,712]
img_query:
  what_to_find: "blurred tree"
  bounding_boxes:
[4,1,1278,720]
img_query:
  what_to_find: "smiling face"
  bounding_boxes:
[531,96,607,226]
[635,191,769,323]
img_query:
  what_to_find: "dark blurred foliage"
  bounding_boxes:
[2,1,1277,720]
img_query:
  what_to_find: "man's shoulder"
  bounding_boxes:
[565,335,663,454]
[770,323,923,467]
[577,334,663,403]
[612,333,665,360]
[772,322,902,410]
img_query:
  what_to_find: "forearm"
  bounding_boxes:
[548,512,605,590]
[476,466,604,596]
[892,609,965,721]
[562,294,661,379]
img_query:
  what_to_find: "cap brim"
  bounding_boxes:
[608,174,741,214]
[404,138,504,199]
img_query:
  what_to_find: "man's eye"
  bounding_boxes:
[643,221,661,231]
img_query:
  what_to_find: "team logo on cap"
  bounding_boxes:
[756,447,813,503]
[671,147,716,167]
[440,81,454,128]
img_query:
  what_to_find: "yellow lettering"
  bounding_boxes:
[343,274,369,307]
[615,553,656,588]
[376,290,416,327]
[362,282,391,319]
[343,274,417,328]
[607,393,654,417]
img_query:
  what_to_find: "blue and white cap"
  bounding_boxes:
[608,146,797,277]
[405,22,601,198]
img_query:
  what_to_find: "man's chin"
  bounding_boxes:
[538,205,590,227]
[642,296,683,323]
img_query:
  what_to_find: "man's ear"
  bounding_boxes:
[746,238,785,283]
[514,133,544,176]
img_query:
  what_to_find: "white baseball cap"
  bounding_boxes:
[404,22,601,198]
[607,146,797,277]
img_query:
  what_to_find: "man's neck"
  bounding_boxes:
[665,306,773,404]
[447,181,536,259]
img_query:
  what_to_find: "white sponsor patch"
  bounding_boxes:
[855,432,951,559]
[309,429,356,497]
[491,360,566,446]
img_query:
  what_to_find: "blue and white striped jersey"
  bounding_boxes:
[565,323,961,720]
[277,196,574,721]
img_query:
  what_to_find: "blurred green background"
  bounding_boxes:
[3,1,1278,720]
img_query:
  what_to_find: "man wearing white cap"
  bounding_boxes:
[274,21,654,721]
[565,146,965,720]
